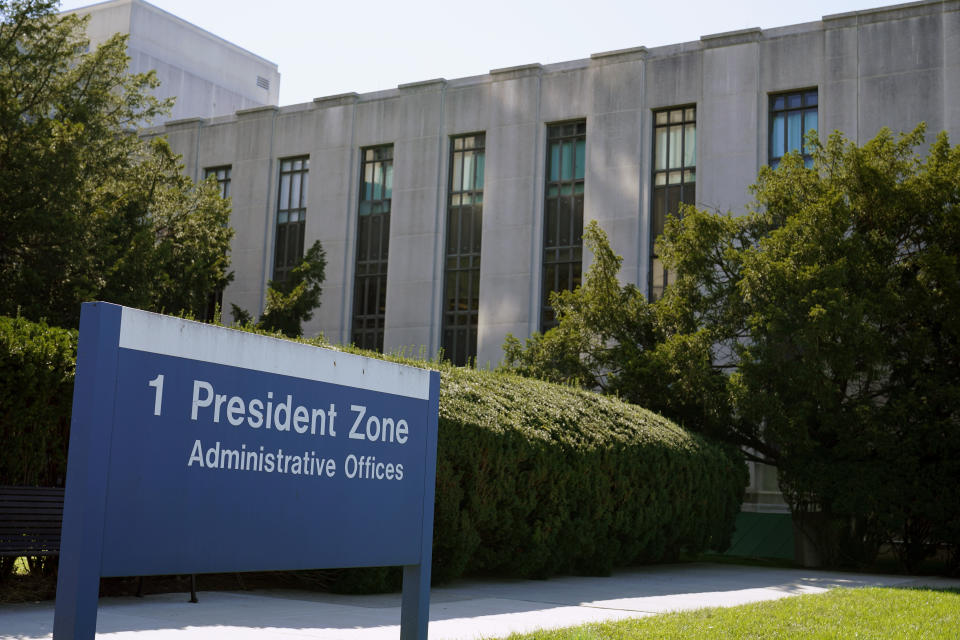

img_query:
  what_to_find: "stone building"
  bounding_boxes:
[152,1,957,362]
[65,0,280,121]
[132,0,956,515]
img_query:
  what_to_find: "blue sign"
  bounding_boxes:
[53,303,440,639]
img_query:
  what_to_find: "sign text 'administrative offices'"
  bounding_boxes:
[179,376,412,481]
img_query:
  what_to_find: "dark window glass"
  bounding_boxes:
[650,106,696,300]
[202,166,232,321]
[442,134,484,366]
[205,165,232,199]
[541,120,586,331]
[273,157,308,284]
[352,145,393,352]
[769,89,818,168]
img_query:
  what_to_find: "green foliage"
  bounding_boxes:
[0,1,233,327]
[428,365,746,583]
[92,138,234,320]
[4,314,745,587]
[661,125,960,570]
[504,126,960,573]
[503,221,659,391]
[230,240,327,338]
[326,342,745,590]
[230,305,254,327]
[502,221,730,439]
[0,315,76,487]
[260,241,327,337]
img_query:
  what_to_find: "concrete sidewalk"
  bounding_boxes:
[3,563,958,639]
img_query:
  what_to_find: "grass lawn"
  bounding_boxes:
[502,587,960,639]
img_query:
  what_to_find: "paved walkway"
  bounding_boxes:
[3,563,958,639]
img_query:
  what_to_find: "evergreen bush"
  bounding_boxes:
[329,354,747,590]
[0,316,76,487]
[1,316,746,588]
[429,366,745,582]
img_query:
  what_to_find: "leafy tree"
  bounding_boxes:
[0,0,232,327]
[502,221,730,439]
[718,126,958,569]
[665,127,960,569]
[231,240,327,338]
[505,126,960,571]
[503,221,652,391]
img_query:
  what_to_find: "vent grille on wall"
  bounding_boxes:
[256,76,270,90]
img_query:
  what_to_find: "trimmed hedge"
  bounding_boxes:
[0,315,746,588]
[0,316,76,487]
[431,366,745,581]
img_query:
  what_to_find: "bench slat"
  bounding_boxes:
[0,486,64,556]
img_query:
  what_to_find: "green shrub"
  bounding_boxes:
[429,366,745,582]
[0,316,76,487]
[329,356,747,591]
[1,316,746,588]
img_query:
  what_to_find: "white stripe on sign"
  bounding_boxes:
[117,307,432,400]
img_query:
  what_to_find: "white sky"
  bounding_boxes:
[58,0,898,107]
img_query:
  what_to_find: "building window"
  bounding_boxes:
[353,145,393,352]
[541,120,586,332]
[273,157,308,284]
[203,166,232,321]
[205,165,231,199]
[442,134,484,366]
[650,106,696,300]
[770,89,818,168]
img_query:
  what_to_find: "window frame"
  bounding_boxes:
[649,105,696,301]
[768,88,818,168]
[204,165,232,200]
[352,145,394,352]
[272,156,309,284]
[202,165,232,321]
[541,119,586,333]
[441,133,485,366]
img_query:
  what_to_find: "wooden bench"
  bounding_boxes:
[0,485,197,602]
[0,486,64,559]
